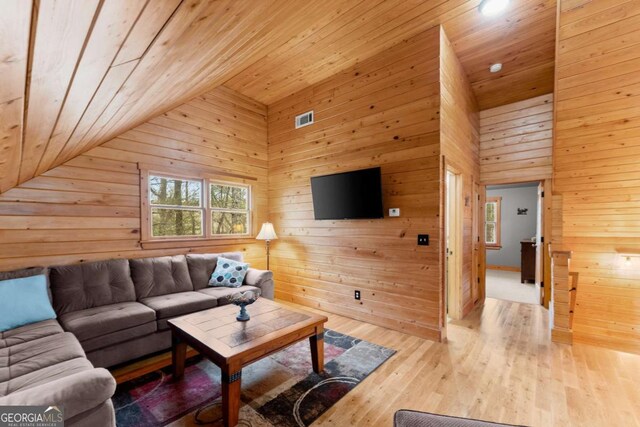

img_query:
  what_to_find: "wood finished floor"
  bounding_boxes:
[306,298,640,427]
[114,298,640,426]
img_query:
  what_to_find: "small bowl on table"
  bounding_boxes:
[231,290,261,321]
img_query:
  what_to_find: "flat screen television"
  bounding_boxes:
[310,167,384,220]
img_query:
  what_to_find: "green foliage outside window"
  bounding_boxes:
[152,208,203,237]
[210,184,250,235]
[486,202,496,222]
[485,199,500,246]
[150,176,203,238]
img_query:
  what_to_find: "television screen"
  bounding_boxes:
[310,167,384,220]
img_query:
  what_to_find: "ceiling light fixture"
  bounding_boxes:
[479,0,510,17]
[489,63,503,73]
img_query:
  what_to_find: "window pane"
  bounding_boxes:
[152,208,203,237]
[486,202,496,222]
[210,184,248,210]
[485,223,496,244]
[150,176,201,207]
[212,212,248,235]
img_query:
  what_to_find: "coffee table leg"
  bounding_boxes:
[222,367,242,427]
[172,333,187,379]
[310,327,325,373]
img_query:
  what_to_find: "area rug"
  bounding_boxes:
[113,329,395,426]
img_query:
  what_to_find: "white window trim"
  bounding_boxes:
[148,173,205,239]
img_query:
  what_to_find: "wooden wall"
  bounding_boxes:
[0,86,268,271]
[480,94,554,185]
[267,28,443,340]
[439,28,481,316]
[554,0,640,354]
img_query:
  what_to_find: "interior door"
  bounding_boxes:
[445,171,451,316]
[472,182,479,304]
[535,182,543,304]
[445,169,462,319]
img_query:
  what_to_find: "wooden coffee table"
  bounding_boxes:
[168,298,328,427]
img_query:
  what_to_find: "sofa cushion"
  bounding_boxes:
[81,322,157,353]
[130,255,193,299]
[0,367,116,420]
[186,252,244,290]
[58,302,156,342]
[197,285,260,306]
[67,398,115,427]
[0,319,63,350]
[0,356,93,397]
[0,332,85,383]
[0,275,57,332]
[50,259,136,315]
[140,292,217,329]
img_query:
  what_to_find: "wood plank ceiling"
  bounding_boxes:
[0,0,556,194]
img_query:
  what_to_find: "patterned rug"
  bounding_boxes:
[113,330,395,426]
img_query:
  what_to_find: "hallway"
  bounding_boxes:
[486,268,538,305]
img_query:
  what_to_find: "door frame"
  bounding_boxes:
[444,163,463,321]
[479,178,552,308]
[474,181,486,303]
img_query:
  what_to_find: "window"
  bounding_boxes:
[149,175,204,238]
[210,183,250,235]
[485,196,501,248]
[143,170,251,241]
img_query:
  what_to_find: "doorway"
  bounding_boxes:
[445,168,462,319]
[483,182,542,305]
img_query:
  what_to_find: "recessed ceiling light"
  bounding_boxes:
[479,0,510,17]
[489,63,503,73]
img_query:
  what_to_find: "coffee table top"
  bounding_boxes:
[168,298,327,366]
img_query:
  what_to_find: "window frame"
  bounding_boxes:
[209,180,252,237]
[148,173,205,239]
[139,166,254,244]
[485,196,502,249]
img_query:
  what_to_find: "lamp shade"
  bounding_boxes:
[256,222,278,241]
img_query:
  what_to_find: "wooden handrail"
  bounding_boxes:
[551,250,577,344]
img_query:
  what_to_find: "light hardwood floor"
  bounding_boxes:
[113,298,640,426]
[308,298,640,426]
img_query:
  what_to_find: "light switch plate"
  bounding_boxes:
[389,208,400,217]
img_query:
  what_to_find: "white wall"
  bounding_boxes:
[486,184,538,268]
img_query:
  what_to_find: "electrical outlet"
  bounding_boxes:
[354,290,361,300]
[417,234,429,246]
[389,208,400,217]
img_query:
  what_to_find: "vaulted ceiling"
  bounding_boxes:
[0,0,556,193]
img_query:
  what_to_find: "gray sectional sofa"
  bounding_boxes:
[0,252,274,426]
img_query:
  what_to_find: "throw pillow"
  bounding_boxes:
[0,274,57,332]
[208,257,249,288]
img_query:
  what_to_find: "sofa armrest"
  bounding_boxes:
[244,268,274,300]
[0,368,116,420]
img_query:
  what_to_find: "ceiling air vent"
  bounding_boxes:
[295,111,314,129]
